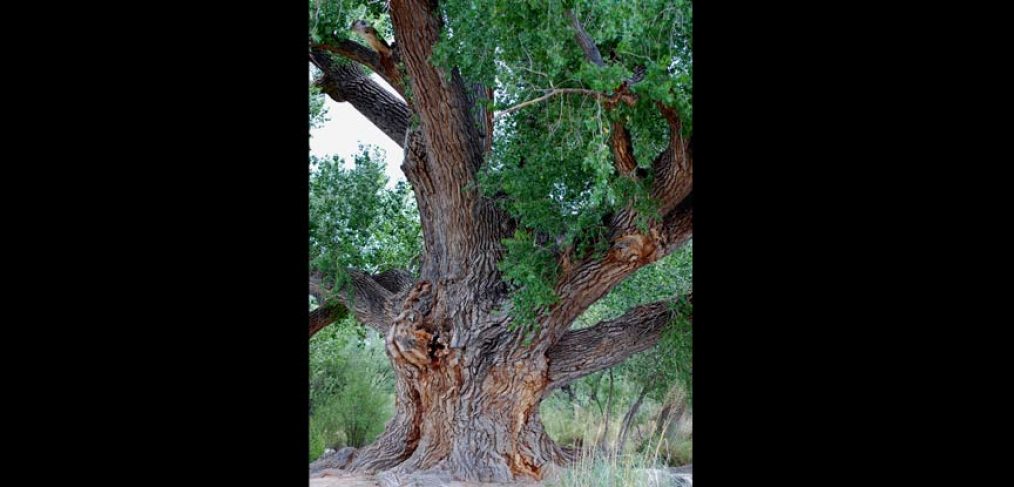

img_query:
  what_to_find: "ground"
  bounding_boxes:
[309,467,693,486]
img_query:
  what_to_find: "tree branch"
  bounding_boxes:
[314,39,382,74]
[371,269,416,293]
[309,47,410,147]
[468,84,495,155]
[651,103,693,216]
[309,305,346,338]
[564,9,641,178]
[309,269,416,337]
[494,88,606,118]
[348,20,406,95]
[547,297,690,390]
[541,194,692,339]
[532,51,691,337]
[610,122,638,176]
[566,9,605,67]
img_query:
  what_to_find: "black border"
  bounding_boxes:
[47,2,941,483]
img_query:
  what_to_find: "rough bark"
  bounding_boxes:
[309,47,410,147]
[566,9,606,68]
[652,104,693,216]
[342,281,571,483]
[388,0,496,282]
[309,269,414,337]
[546,297,688,390]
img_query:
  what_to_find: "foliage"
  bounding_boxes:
[575,242,692,401]
[541,243,692,456]
[309,146,422,288]
[435,0,692,325]
[498,229,560,334]
[307,0,692,327]
[309,0,393,49]
[309,321,394,460]
[309,82,329,132]
[545,450,681,487]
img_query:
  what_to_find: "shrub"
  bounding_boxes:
[309,323,394,462]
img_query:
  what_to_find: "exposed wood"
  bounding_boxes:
[348,20,406,94]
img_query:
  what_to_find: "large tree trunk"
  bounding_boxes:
[339,281,570,484]
[308,2,693,482]
[311,269,688,483]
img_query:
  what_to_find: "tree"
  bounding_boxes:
[307,0,692,483]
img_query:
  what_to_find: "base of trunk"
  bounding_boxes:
[327,281,581,483]
[337,343,573,482]
[344,405,573,483]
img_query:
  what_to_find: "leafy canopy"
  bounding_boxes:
[309,146,422,286]
[308,0,692,327]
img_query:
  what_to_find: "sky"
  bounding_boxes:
[309,74,406,185]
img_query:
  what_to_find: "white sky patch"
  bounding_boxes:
[310,73,406,186]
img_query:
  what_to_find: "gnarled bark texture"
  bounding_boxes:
[308,1,692,483]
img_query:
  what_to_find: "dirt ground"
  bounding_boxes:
[310,468,551,487]
[309,469,692,486]
[309,469,546,487]
[310,471,381,486]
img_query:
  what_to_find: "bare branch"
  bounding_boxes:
[310,305,346,338]
[540,193,692,339]
[495,88,605,118]
[566,9,605,67]
[372,269,416,293]
[563,9,645,179]
[610,121,638,176]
